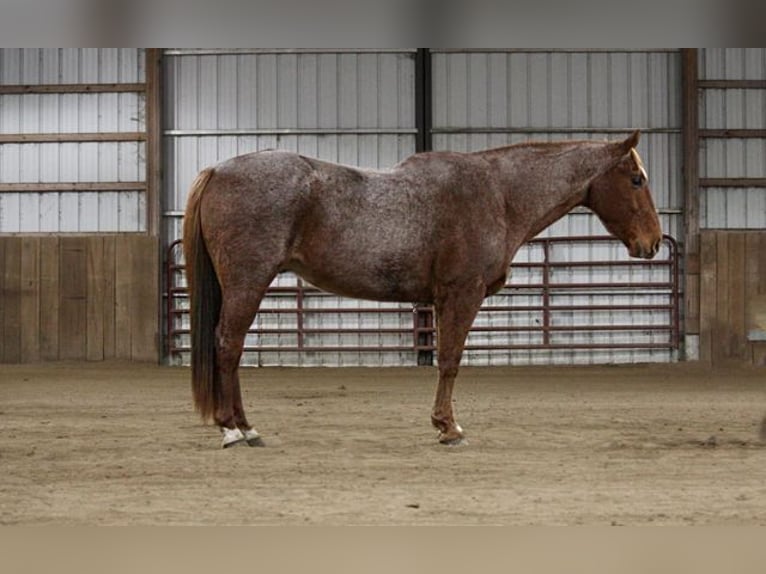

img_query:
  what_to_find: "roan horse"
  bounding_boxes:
[183,130,662,448]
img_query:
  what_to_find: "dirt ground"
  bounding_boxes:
[0,361,764,525]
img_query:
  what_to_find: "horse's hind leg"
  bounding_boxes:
[215,285,270,448]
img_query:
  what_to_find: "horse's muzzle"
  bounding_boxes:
[629,238,661,259]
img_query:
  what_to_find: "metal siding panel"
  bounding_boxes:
[60,49,79,83]
[589,53,610,128]
[38,192,58,232]
[297,54,318,129]
[467,53,488,128]
[217,55,238,130]
[378,54,401,128]
[21,48,40,84]
[257,54,278,129]
[79,49,99,84]
[550,53,570,127]
[1,49,21,83]
[277,54,298,128]
[316,54,337,130]
[236,55,257,129]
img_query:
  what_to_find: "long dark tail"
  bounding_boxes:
[183,167,221,423]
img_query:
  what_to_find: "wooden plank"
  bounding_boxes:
[727,233,747,361]
[19,237,40,362]
[745,234,764,366]
[102,236,117,359]
[86,237,105,361]
[2,238,22,363]
[0,240,6,361]
[0,182,146,193]
[38,237,60,361]
[698,231,717,363]
[753,343,766,367]
[0,132,146,144]
[685,274,700,334]
[761,233,766,296]
[114,236,133,359]
[58,237,88,360]
[714,232,730,364]
[0,83,146,94]
[130,236,159,362]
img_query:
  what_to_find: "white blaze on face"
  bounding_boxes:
[630,148,648,182]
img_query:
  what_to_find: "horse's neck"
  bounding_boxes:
[483,143,614,240]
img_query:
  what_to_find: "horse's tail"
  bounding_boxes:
[183,167,221,423]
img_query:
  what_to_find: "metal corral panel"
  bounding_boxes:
[699,48,766,230]
[163,49,418,366]
[430,50,682,365]
[0,49,146,232]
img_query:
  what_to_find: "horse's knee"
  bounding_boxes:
[439,363,459,380]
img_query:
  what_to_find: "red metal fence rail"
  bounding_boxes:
[165,235,681,362]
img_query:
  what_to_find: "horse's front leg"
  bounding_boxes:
[431,282,485,445]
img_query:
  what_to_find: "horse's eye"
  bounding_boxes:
[631,175,643,187]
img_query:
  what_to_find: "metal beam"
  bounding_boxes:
[0,132,145,143]
[0,83,145,94]
[0,182,146,193]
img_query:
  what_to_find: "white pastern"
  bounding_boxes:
[221,426,246,448]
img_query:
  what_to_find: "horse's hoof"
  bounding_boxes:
[243,429,265,447]
[221,427,247,449]
[437,429,467,446]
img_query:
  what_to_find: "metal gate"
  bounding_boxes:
[166,235,680,366]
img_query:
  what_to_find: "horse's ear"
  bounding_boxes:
[621,130,640,153]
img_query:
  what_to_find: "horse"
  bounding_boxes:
[183,130,662,448]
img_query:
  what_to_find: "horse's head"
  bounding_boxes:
[585,131,663,259]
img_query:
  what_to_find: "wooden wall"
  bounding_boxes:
[699,230,766,366]
[0,235,159,363]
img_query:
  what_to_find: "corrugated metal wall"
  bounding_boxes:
[0,48,146,232]
[163,49,418,366]
[699,48,766,229]
[430,49,682,365]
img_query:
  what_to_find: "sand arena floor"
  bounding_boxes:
[0,361,764,525]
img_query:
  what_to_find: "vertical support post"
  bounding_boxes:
[414,306,435,366]
[681,48,700,359]
[145,48,163,238]
[541,240,551,346]
[145,48,164,363]
[415,48,432,154]
[296,278,305,351]
[415,48,434,365]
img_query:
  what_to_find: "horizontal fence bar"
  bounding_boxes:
[430,49,679,54]
[0,132,146,144]
[431,127,681,134]
[0,182,146,193]
[166,235,681,361]
[164,128,418,137]
[164,49,418,56]
[699,178,766,188]
[698,80,766,89]
[0,83,146,94]
[163,207,684,218]
[699,129,766,139]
